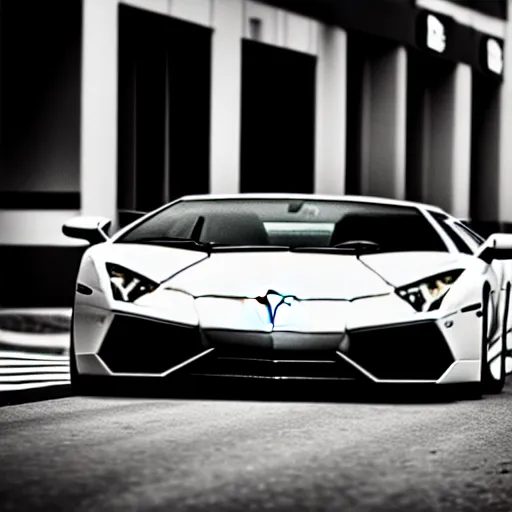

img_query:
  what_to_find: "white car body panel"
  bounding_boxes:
[346,294,436,330]
[88,243,208,284]
[194,296,351,333]
[437,361,481,384]
[436,312,482,360]
[166,251,392,300]
[359,252,470,287]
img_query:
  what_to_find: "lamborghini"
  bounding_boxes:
[62,194,512,397]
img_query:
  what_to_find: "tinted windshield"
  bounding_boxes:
[116,199,448,253]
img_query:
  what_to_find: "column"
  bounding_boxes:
[314,25,347,195]
[361,44,407,199]
[209,0,243,194]
[81,0,120,229]
[425,62,472,218]
[498,14,512,226]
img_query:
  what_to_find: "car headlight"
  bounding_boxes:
[396,270,463,312]
[106,263,158,302]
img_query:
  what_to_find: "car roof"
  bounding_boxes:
[177,193,446,214]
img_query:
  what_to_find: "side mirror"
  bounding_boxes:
[478,233,512,263]
[62,216,112,245]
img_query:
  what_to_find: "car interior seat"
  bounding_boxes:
[199,210,270,246]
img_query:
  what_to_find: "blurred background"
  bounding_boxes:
[0,0,509,309]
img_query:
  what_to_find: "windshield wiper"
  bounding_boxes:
[126,237,215,251]
[123,238,289,253]
[291,240,381,255]
[332,240,381,252]
[211,245,289,252]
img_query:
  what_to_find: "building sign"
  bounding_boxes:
[478,36,504,77]
[416,10,449,55]
[426,14,446,53]
[486,38,504,75]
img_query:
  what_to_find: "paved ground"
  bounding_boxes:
[1,380,512,512]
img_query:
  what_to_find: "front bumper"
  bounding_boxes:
[75,312,480,384]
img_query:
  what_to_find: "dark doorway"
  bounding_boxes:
[118,5,212,219]
[469,71,501,227]
[240,40,316,193]
[405,50,456,204]
[345,32,366,195]
[0,0,84,308]
[0,0,82,207]
[405,49,428,202]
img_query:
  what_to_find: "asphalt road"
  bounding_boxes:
[1,381,512,512]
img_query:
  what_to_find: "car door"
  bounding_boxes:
[449,220,510,340]
[448,220,512,377]
[429,213,503,337]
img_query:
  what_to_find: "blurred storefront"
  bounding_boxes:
[0,0,510,306]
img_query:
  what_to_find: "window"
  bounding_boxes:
[430,212,473,254]
[240,40,316,194]
[0,0,82,209]
[454,222,484,246]
[249,18,262,41]
[117,5,212,215]
[117,199,449,253]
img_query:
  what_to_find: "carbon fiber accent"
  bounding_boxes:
[189,348,361,380]
[98,315,204,374]
[347,321,454,380]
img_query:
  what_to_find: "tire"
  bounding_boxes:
[480,282,508,395]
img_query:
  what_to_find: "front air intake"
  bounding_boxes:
[346,321,454,381]
[98,315,204,374]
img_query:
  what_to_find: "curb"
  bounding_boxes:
[0,384,71,407]
[0,308,71,354]
[0,330,69,354]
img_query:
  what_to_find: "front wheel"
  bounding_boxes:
[480,283,508,395]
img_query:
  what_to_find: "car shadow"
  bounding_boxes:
[0,384,71,408]
[86,377,477,405]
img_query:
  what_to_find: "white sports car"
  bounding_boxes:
[63,194,512,397]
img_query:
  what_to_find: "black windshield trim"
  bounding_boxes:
[210,245,290,253]
[114,198,428,244]
[114,198,448,254]
[117,237,214,252]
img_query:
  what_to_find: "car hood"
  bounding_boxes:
[359,251,472,287]
[88,243,209,283]
[92,245,471,299]
[165,250,392,300]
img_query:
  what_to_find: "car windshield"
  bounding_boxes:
[115,198,448,253]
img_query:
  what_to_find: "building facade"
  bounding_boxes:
[0,0,510,306]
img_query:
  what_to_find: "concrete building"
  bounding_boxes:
[0,0,510,306]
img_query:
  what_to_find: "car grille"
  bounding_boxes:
[188,348,361,380]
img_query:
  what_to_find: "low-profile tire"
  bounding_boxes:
[481,282,508,395]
